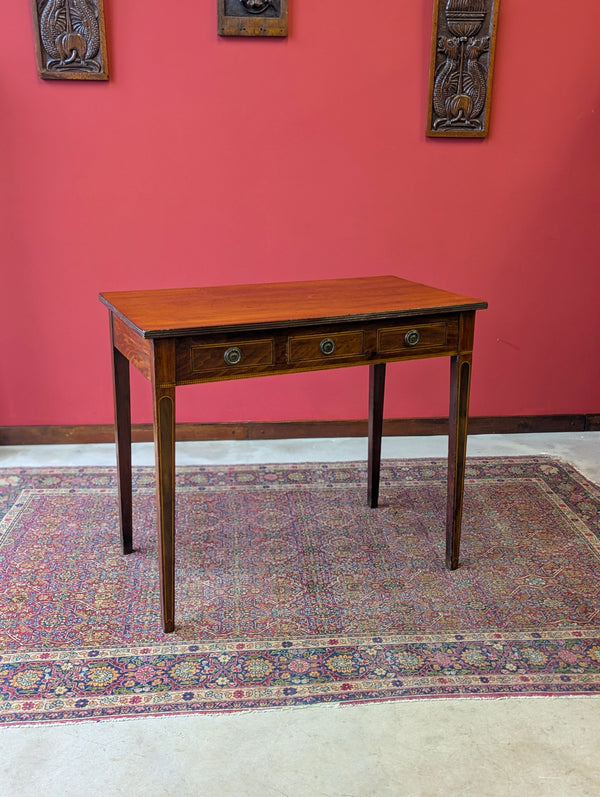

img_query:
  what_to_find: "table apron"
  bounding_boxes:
[171,316,462,384]
[112,315,153,380]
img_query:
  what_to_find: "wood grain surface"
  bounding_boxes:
[99,276,487,338]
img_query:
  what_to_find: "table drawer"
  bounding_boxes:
[190,338,274,374]
[377,322,451,354]
[288,330,365,364]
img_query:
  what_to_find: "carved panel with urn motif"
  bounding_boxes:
[31,0,109,80]
[427,0,500,137]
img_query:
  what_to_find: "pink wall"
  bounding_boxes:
[2,2,599,428]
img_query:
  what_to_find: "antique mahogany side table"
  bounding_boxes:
[100,276,487,633]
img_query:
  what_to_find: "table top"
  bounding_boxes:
[99,275,487,339]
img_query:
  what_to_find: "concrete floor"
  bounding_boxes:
[0,433,599,797]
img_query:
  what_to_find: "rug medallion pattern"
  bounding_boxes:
[0,457,598,724]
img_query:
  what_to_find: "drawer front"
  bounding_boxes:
[377,322,450,354]
[190,338,274,374]
[288,330,365,364]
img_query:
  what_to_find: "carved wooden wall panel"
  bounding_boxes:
[427,0,500,138]
[218,0,288,37]
[31,0,109,80]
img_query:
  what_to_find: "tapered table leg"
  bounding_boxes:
[110,320,133,555]
[446,312,475,570]
[368,363,386,508]
[152,340,177,633]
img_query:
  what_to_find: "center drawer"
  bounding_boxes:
[287,330,365,364]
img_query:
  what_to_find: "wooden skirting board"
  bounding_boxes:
[1,415,598,446]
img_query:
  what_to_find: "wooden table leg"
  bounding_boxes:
[110,318,133,555]
[368,363,386,508]
[152,340,176,633]
[446,312,475,570]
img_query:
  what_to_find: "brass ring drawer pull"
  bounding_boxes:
[404,329,421,347]
[224,346,243,366]
[319,338,336,355]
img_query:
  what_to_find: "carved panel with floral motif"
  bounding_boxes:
[31,0,109,80]
[427,0,500,138]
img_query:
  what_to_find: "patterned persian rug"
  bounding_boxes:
[0,457,598,725]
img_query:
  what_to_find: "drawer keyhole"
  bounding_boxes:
[319,338,336,356]
[224,346,243,366]
[404,329,420,347]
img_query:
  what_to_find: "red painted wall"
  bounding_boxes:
[2,2,599,428]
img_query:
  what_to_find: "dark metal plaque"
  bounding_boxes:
[218,0,288,37]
